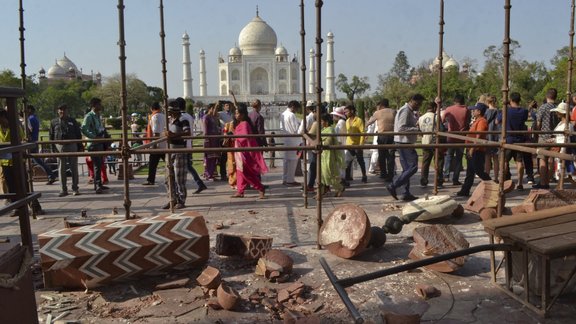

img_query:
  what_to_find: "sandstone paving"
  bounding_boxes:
[1,166,575,323]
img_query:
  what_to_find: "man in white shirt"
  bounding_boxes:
[299,101,317,192]
[175,97,208,194]
[417,101,443,187]
[280,101,302,186]
[143,102,166,185]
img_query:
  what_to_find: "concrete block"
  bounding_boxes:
[39,211,209,289]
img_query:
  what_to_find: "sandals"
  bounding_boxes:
[230,193,244,198]
[258,188,266,199]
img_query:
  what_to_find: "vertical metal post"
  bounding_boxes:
[7,97,33,253]
[159,0,175,212]
[497,0,511,218]
[19,0,40,218]
[117,0,132,219]
[315,0,324,250]
[560,0,575,188]
[300,0,309,208]
[433,0,444,196]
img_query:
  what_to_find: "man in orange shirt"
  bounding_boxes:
[455,103,492,197]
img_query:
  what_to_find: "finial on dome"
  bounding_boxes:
[256,5,259,17]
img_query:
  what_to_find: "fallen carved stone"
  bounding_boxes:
[464,180,514,213]
[39,211,209,289]
[510,189,576,214]
[408,224,469,273]
[319,204,371,259]
[401,195,460,222]
[215,233,272,260]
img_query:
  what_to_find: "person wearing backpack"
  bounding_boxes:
[533,88,558,189]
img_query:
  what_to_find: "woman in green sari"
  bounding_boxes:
[320,113,344,197]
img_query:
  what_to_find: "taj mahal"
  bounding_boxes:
[184,10,336,103]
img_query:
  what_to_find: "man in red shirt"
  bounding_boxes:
[442,94,470,185]
[455,103,492,197]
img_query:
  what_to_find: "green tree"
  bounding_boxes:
[377,74,411,108]
[537,46,576,102]
[0,70,21,87]
[390,51,411,83]
[91,74,151,116]
[335,73,371,102]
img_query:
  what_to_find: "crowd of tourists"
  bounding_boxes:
[2,87,575,214]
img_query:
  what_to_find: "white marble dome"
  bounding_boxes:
[444,57,459,70]
[229,46,242,56]
[56,54,78,73]
[46,62,67,78]
[238,15,277,55]
[275,45,288,56]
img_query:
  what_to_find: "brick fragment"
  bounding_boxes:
[196,266,221,289]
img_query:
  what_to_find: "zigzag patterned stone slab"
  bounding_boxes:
[39,211,209,289]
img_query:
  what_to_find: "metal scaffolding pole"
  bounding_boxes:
[300,0,309,208]
[116,0,132,219]
[315,0,324,250]
[433,0,445,196]
[497,0,511,218]
[560,0,575,188]
[159,0,175,212]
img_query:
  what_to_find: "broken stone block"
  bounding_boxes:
[512,189,576,213]
[401,195,460,222]
[408,224,469,273]
[196,266,221,289]
[39,211,209,289]
[381,311,421,324]
[319,204,371,259]
[286,282,305,295]
[277,289,290,303]
[155,277,191,290]
[415,284,441,300]
[464,180,513,213]
[479,208,497,221]
[215,233,273,260]
[255,249,294,280]
[283,309,305,324]
[217,283,241,310]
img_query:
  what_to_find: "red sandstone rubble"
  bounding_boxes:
[217,282,241,310]
[408,224,469,273]
[196,266,221,289]
[215,233,273,259]
[319,204,371,259]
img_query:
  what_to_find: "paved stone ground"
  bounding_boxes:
[1,162,575,323]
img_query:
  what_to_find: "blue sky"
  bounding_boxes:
[0,0,572,98]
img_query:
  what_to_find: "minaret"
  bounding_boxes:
[199,49,207,96]
[182,32,193,98]
[325,32,336,103]
[308,48,316,95]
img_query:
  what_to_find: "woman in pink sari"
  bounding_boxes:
[231,104,267,199]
